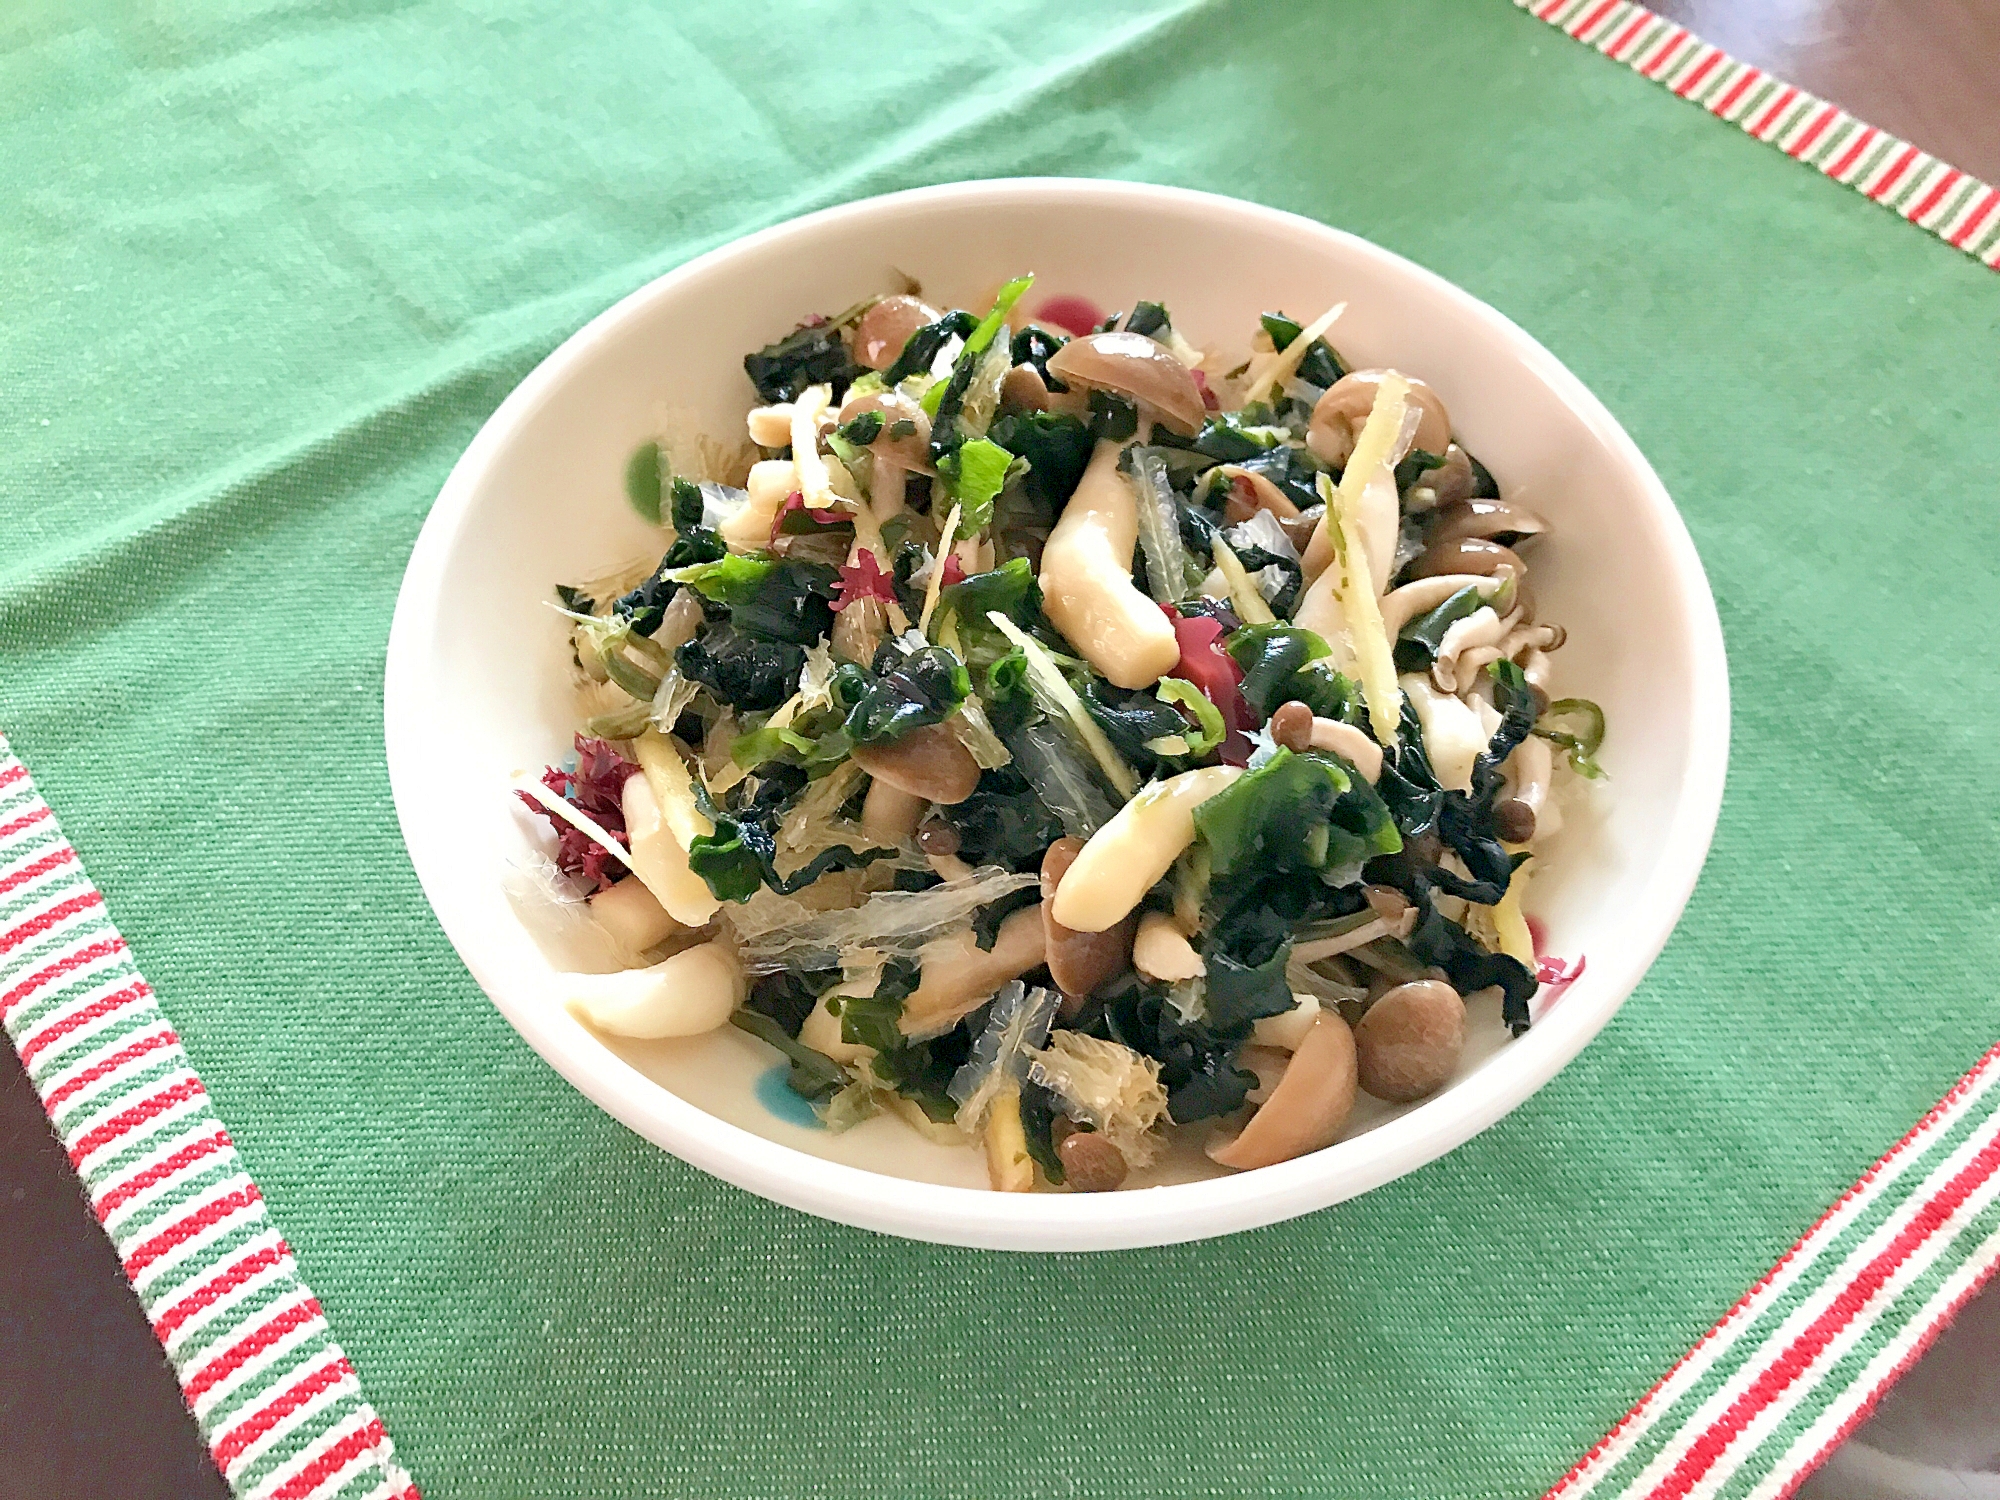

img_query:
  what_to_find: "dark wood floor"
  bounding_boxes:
[1649,0,2000,182]
[4,5,1996,1496]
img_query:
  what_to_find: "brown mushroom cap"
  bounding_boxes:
[1428,497,1549,547]
[1040,838,1136,1014]
[1207,1011,1358,1170]
[1410,536,1526,582]
[1045,331,1205,435]
[1058,1130,1128,1192]
[1411,444,1475,507]
[853,294,941,371]
[1353,979,1466,1102]
[850,723,980,805]
[1308,369,1452,468]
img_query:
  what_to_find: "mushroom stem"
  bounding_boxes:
[562,939,745,1039]
[1133,910,1205,982]
[1207,1011,1358,1170]
[1050,766,1243,933]
[1307,717,1383,782]
[860,778,927,847]
[1040,440,1182,690]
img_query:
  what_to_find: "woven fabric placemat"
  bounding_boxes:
[4,2,1997,1495]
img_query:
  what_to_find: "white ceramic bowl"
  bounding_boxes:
[385,179,1728,1250]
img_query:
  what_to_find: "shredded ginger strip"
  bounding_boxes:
[1321,373,1409,743]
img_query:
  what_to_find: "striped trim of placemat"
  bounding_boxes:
[0,736,419,1500]
[1518,0,2000,269]
[1548,1042,2000,1500]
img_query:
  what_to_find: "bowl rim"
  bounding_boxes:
[385,176,1731,1251]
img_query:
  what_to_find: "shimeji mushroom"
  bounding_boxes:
[1307,715,1383,783]
[850,722,981,806]
[1040,838,1137,1014]
[1352,980,1466,1103]
[1427,496,1549,549]
[1429,606,1515,694]
[1307,369,1451,470]
[1132,910,1204,983]
[1404,443,1476,510]
[852,295,940,371]
[836,389,933,518]
[1039,440,1183,690]
[1207,1009,1359,1170]
[562,938,746,1039]
[1440,616,1566,698]
[1050,766,1244,934]
[586,876,680,954]
[1376,573,1507,639]
[1045,330,1206,436]
[1411,535,1527,587]
[897,904,1049,1039]
[1400,672,1490,793]
[1287,900,1418,967]
[859,778,928,848]
[1500,733,1558,841]
[999,363,1052,414]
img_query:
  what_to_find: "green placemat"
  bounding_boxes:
[4,2,1997,1496]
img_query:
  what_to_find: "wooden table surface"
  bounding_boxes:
[4,5,1996,1495]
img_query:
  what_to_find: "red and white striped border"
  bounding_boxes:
[1547,1043,2000,1500]
[0,739,419,1500]
[1520,0,2000,269]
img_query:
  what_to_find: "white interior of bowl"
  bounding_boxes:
[385,179,1729,1250]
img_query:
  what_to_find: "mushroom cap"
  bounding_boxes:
[1353,980,1466,1102]
[1040,838,1137,1005]
[1045,331,1205,435]
[1410,443,1476,508]
[1429,497,1548,547]
[853,294,941,371]
[1379,573,1498,638]
[839,390,934,469]
[850,722,980,805]
[1410,535,1524,581]
[1309,369,1451,466]
[1000,363,1052,414]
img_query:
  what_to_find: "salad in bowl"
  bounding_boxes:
[514,274,1604,1195]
